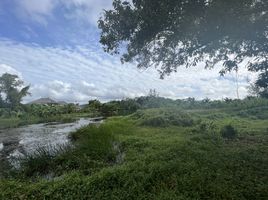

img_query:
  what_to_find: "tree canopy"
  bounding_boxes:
[248,70,268,98]
[98,0,267,90]
[0,73,30,109]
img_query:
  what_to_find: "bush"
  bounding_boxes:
[133,108,194,127]
[141,115,169,127]
[220,125,237,139]
[13,124,118,179]
[196,121,217,134]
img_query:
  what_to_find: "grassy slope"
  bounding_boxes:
[1,107,268,199]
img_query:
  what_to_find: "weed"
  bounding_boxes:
[220,124,238,139]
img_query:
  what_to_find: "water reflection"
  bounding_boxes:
[0,118,99,163]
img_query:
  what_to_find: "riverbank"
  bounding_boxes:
[0,117,102,178]
[0,113,94,129]
[1,106,267,199]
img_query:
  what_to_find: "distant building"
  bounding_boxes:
[28,98,67,105]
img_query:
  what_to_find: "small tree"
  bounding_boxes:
[254,71,268,98]
[101,102,120,117]
[88,100,103,112]
[0,95,5,108]
[0,73,30,109]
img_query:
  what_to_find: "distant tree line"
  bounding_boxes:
[1,73,267,119]
[84,93,268,118]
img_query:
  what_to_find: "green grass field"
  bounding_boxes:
[1,106,268,199]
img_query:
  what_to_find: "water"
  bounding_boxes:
[0,118,100,165]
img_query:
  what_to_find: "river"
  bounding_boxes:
[0,118,101,166]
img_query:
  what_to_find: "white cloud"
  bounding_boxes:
[0,38,257,103]
[25,80,139,103]
[14,0,57,25]
[13,0,112,26]
[0,64,22,77]
[18,0,55,15]
[62,0,113,26]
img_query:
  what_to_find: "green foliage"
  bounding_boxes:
[99,0,267,96]
[0,95,4,107]
[70,124,117,162]
[0,102,91,129]
[195,120,218,135]
[84,99,102,114]
[131,96,268,113]
[132,108,194,127]
[237,106,268,119]
[1,97,268,199]
[25,103,79,118]
[115,98,141,115]
[7,124,118,179]
[99,0,267,81]
[0,113,90,129]
[126,96,268,112]
[100,102,120,117]
[253,71,268,98]
[82,98,140,117]
[136,96,175,109]
[0,96,267,130]
[18,145,71,178]
[1,108,268,199]
[0,73,30,109]
[220,124,238,139]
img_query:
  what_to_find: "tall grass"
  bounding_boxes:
[132,108,194,127]
[17,144,71,178]
[10,123,118,179]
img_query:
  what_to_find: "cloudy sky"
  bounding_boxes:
[0,0,257,103]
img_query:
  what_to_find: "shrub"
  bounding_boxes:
[199,121,216,133]
[133,108,194,127]
[220,125,237,139]
[141,115,168,127]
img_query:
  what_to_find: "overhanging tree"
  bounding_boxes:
[98,0,267,95]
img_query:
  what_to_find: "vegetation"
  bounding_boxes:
[1,73,267,130]
[1,1,267,199]
[133,108,194,127]
[82,98,140,117]
[0,73,94,128]
[12,124,117,179]
[99,0,268,96]
[251,72,268,98]
[82,95,268,121]
[0,104,91,129]
[1,98,267,199]
[220,124,237,139]
[0,73,30,109]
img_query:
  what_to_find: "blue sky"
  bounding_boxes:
[0,0,257,103]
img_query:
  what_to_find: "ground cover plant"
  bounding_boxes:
[1,100,267,200]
